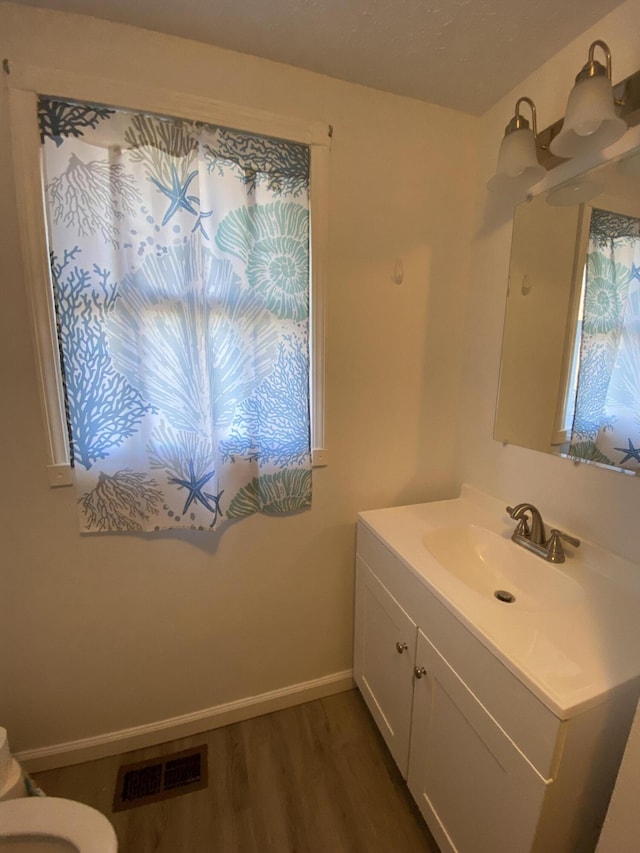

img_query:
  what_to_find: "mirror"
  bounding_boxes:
[495,145,640,475]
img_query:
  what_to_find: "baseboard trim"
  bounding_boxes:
[17,670,354,772]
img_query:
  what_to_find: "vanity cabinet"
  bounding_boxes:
[354,519,637,853]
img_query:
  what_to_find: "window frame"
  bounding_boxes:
[7,63,330,485]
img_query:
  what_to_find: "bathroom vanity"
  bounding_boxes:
[354,486,640,853]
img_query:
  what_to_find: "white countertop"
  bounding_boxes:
[358,485,640,718]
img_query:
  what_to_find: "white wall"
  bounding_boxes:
[3,0,638,771]
[457,0,640,564]
[0,3,477,753]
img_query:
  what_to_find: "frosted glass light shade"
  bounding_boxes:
[550,75,626,158]
[487,127,545,193]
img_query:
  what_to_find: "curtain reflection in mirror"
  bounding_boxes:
[568,208,640,471]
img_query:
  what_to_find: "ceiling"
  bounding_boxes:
[8,0,626,114]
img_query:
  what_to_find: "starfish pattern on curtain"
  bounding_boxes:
[39,97,312,533]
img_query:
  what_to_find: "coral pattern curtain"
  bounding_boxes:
[569,208,640,472]
[39,98,312,532]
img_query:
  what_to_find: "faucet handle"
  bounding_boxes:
[549,528,580,547]
[546,528,581,563]
[506,505,530,538]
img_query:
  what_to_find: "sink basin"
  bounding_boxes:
[359,485,640,716]
[423,524,584,611]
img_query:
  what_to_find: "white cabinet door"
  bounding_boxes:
[354,557,417,777]
[407,629,549,853]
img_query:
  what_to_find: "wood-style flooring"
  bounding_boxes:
[33,689,439,853]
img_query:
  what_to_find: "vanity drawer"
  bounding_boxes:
[357,521,564,779]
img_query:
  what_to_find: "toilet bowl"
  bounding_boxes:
[0,797,117,852]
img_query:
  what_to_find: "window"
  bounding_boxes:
[8,66,329,532]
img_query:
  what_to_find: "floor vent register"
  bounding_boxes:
[113,745,208,811]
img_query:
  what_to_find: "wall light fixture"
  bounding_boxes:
[487,96,545,195]
[488,40,640,197]
[550,40,626,158]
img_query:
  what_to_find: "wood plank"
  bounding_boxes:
[33,690,439,853]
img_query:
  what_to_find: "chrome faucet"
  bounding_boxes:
[507,503,546,544]
[506,503,580,563]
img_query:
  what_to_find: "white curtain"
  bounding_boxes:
[569,208,640,472]
[40,98,312,532]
